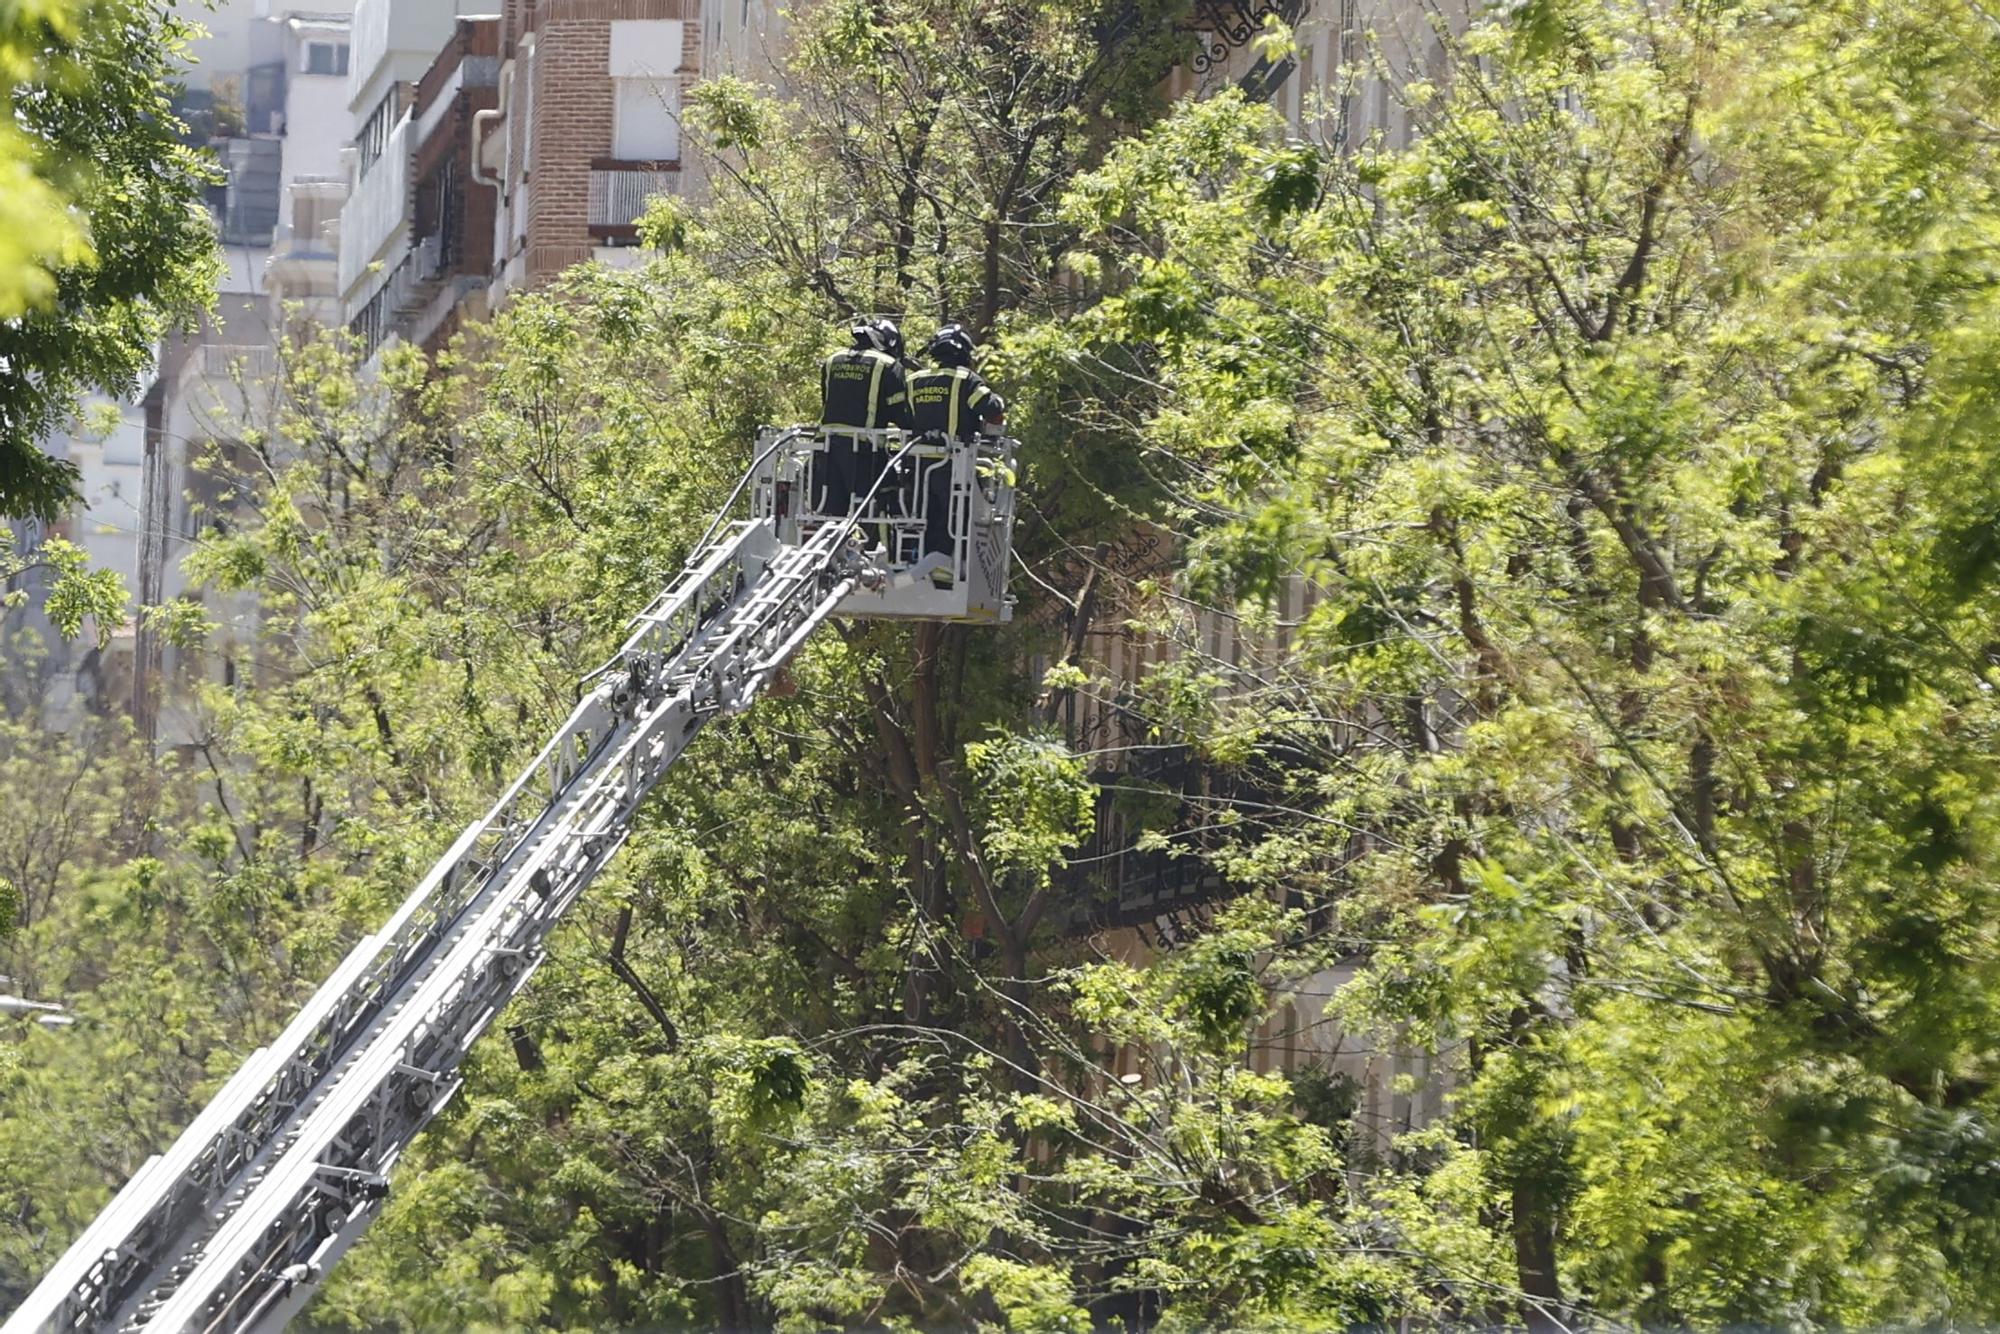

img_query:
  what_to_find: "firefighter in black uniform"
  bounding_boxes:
[906,324,1005,588]
[817,317,912,524]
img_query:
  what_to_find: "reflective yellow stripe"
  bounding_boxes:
[866,355,885,425]
[948,367,970,438]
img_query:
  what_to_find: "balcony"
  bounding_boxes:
[349,0,457,115]
[349,236,456,355]
[195,344,280,382]
[1187,0,1309,76]
[1055,742,1257,936]
[588,160,682,243]
[336,112,411,297]
[273,177,345,260]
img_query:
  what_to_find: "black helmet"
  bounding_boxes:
[850,316,904,360]
[926,323,976,368]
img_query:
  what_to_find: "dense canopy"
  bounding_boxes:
[5,0,2000,1327]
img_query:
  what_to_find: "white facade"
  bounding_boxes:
[6,0,362,734]
[337,0,475,331]
[267,9,357,325]
[339,114,412,298]
[280,15,358,180]
[703,0,788,91]
[348,0,461,120]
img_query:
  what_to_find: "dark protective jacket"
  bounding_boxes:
[908,366,1004,441]
[820,347,912,430]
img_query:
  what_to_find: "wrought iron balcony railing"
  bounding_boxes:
[1189,0,1311,95]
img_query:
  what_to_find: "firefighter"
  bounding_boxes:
[817,317,911,524]
[906,323,1005,587]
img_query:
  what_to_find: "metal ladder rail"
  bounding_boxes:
[134,521,868,1334]
[9,440,908,1334]
[144,742,650,1334]
[1,521,776,1334]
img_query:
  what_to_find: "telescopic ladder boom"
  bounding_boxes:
[5,428,1012,1334]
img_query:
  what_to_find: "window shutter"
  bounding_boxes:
[612,77,680,161]
[608,20,684,76]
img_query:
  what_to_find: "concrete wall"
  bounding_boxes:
[704,0,786,89]
[350,0,464,119]
[339,112,413,301]
[284,62,355,180]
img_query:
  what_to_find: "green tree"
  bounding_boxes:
[1039,0,2000,1322]
[19,0,2000,1326]
[0,0,218,521]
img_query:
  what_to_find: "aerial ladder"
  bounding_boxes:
[4,427,1018,1334]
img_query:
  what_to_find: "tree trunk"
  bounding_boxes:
[1511,1174,1566,1334]
[705,1213,753,1331]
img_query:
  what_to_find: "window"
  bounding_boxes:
[608,20,683,162]
[302,41,349,76]
[434,158,463,272]
[352,283,389,358]
[612,78,680,161]
[356,88,400,176]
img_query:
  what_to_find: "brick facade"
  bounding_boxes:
[500,0,703,285]
[412,17,500,273]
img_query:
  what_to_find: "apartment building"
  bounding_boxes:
[325,0,1437,365]
[485,0,699,288]
[402,17,505,349]
[330,0,700,354]
[5,0,714,725]
[0,0,357,734]
[339,0,480,353]
[267,9,360,324]
[130,0,362,744]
